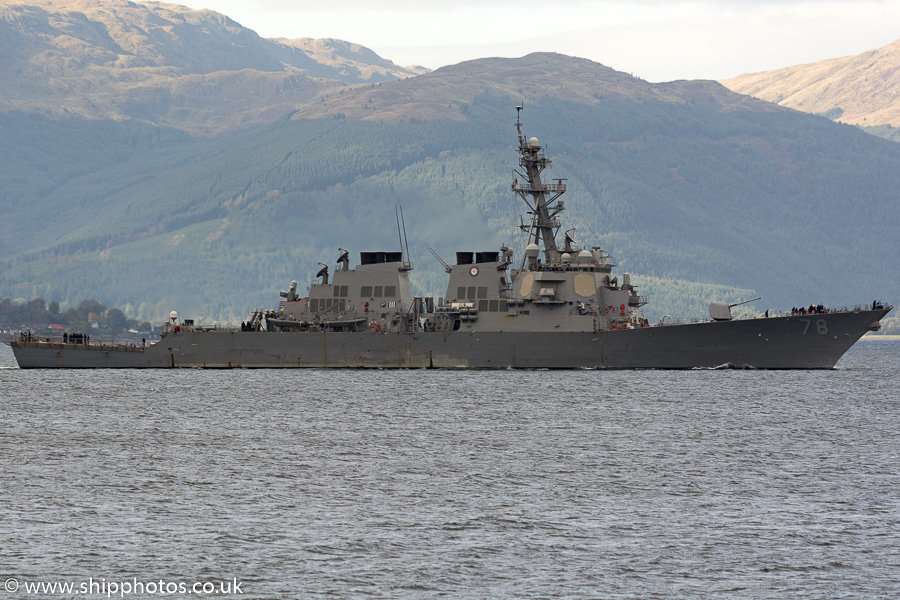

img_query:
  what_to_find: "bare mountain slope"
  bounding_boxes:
[0,0,427,133]
[721,38,900,127]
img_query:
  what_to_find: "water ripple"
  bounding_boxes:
[1,341,899,598]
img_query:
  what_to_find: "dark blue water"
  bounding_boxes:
[1,341,899,599]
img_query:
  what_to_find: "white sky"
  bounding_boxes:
[176,0,900,82]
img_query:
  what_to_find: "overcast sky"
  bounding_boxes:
[177,0,900,82]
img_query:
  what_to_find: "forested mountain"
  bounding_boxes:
[721,37,900,140]
[1,2,897,324]
[0,0,425,134]
[2,55,898,323]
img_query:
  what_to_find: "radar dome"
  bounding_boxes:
[529,137,539,148]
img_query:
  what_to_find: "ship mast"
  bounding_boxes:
[512,106,567,270]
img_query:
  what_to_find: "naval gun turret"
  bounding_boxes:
[709,297,762,321]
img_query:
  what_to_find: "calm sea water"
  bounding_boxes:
[1,340,899,599]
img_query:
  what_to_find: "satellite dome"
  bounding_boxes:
[560,252,572,263]
[577,250,593,264]
[529,137,539,148]
[525,243,540,258]
[169,311,179,321]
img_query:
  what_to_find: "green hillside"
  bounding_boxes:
[2,90,898,324]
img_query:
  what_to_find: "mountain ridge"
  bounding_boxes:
[0,0,427,134]
[721,37,900,128]
[291,53,778,123]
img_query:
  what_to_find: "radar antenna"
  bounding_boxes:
[316,263,329,285]
[336,248,349,271]
[511,106,567,271]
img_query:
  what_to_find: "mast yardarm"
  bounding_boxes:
[512,107,567,269]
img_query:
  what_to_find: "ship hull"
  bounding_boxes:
[9,309,890,369]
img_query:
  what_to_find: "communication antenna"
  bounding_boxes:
[515,104,525,146]
[395,205,411,266]
[400,206,411,263]
[395,206,403,257]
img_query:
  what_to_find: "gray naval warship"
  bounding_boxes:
[9,109,893,369]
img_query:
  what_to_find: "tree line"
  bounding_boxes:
[0,297,158,337]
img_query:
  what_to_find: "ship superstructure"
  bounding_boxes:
[264,107,645,338]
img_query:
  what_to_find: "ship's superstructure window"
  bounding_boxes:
[474,299,507,312]
[361,286,372,297]
[312,298,348,312]
[374,286,383,297]
[454,286,495,303]
[384,286,396,297]
[332,286,349,298]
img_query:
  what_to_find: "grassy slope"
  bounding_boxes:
[721,38,900,128]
